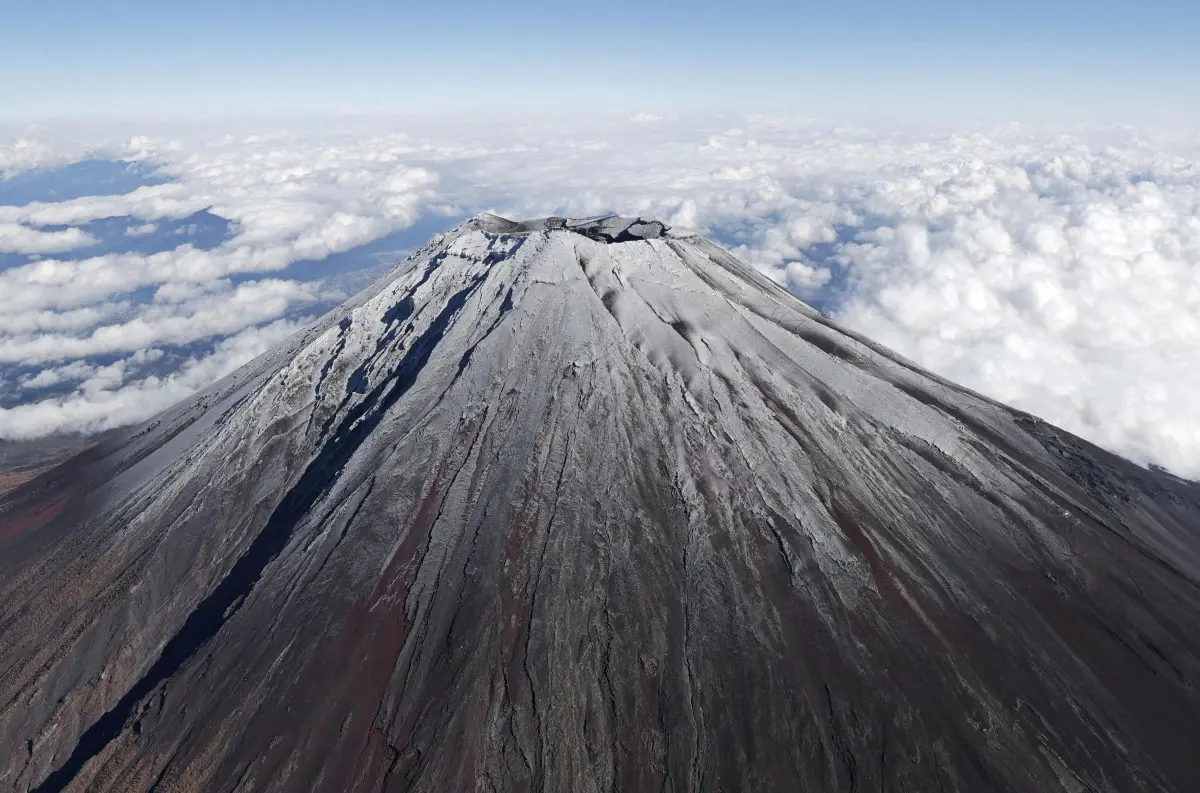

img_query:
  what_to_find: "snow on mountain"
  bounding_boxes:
[2,215,1199,792]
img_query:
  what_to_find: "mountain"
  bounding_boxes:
[2,214,1199,793]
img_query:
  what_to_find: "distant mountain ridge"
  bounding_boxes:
[2,214,1199,793]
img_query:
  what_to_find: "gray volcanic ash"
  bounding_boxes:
[2,214,1199,792]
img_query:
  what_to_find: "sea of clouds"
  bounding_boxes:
[0,115,1197,477]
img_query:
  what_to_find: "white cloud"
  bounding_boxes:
[20,360,99,390]
[393,118,1200,476]
[0,279,324,364]
[0,222,97,254]
[1,117,1198,479]
[0,303,133,335]
[0,135,439,314]
[0,129,444,445]
[0,320,300,439]
[832,149,1200,477]
[0,139,61,178]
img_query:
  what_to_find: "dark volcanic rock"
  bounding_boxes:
[2,215,1199,793]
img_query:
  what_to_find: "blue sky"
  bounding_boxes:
[4,0,1197,121]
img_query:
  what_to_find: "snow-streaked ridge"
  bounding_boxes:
[2,214,1199,793]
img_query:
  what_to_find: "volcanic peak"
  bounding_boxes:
[472,212,672,243]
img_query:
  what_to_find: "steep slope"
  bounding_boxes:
[2,214,1199,793]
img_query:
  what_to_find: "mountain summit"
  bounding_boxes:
[3,214,1199,792]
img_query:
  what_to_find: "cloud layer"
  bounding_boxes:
[0,321,300,439]
[1,117,1198,477]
